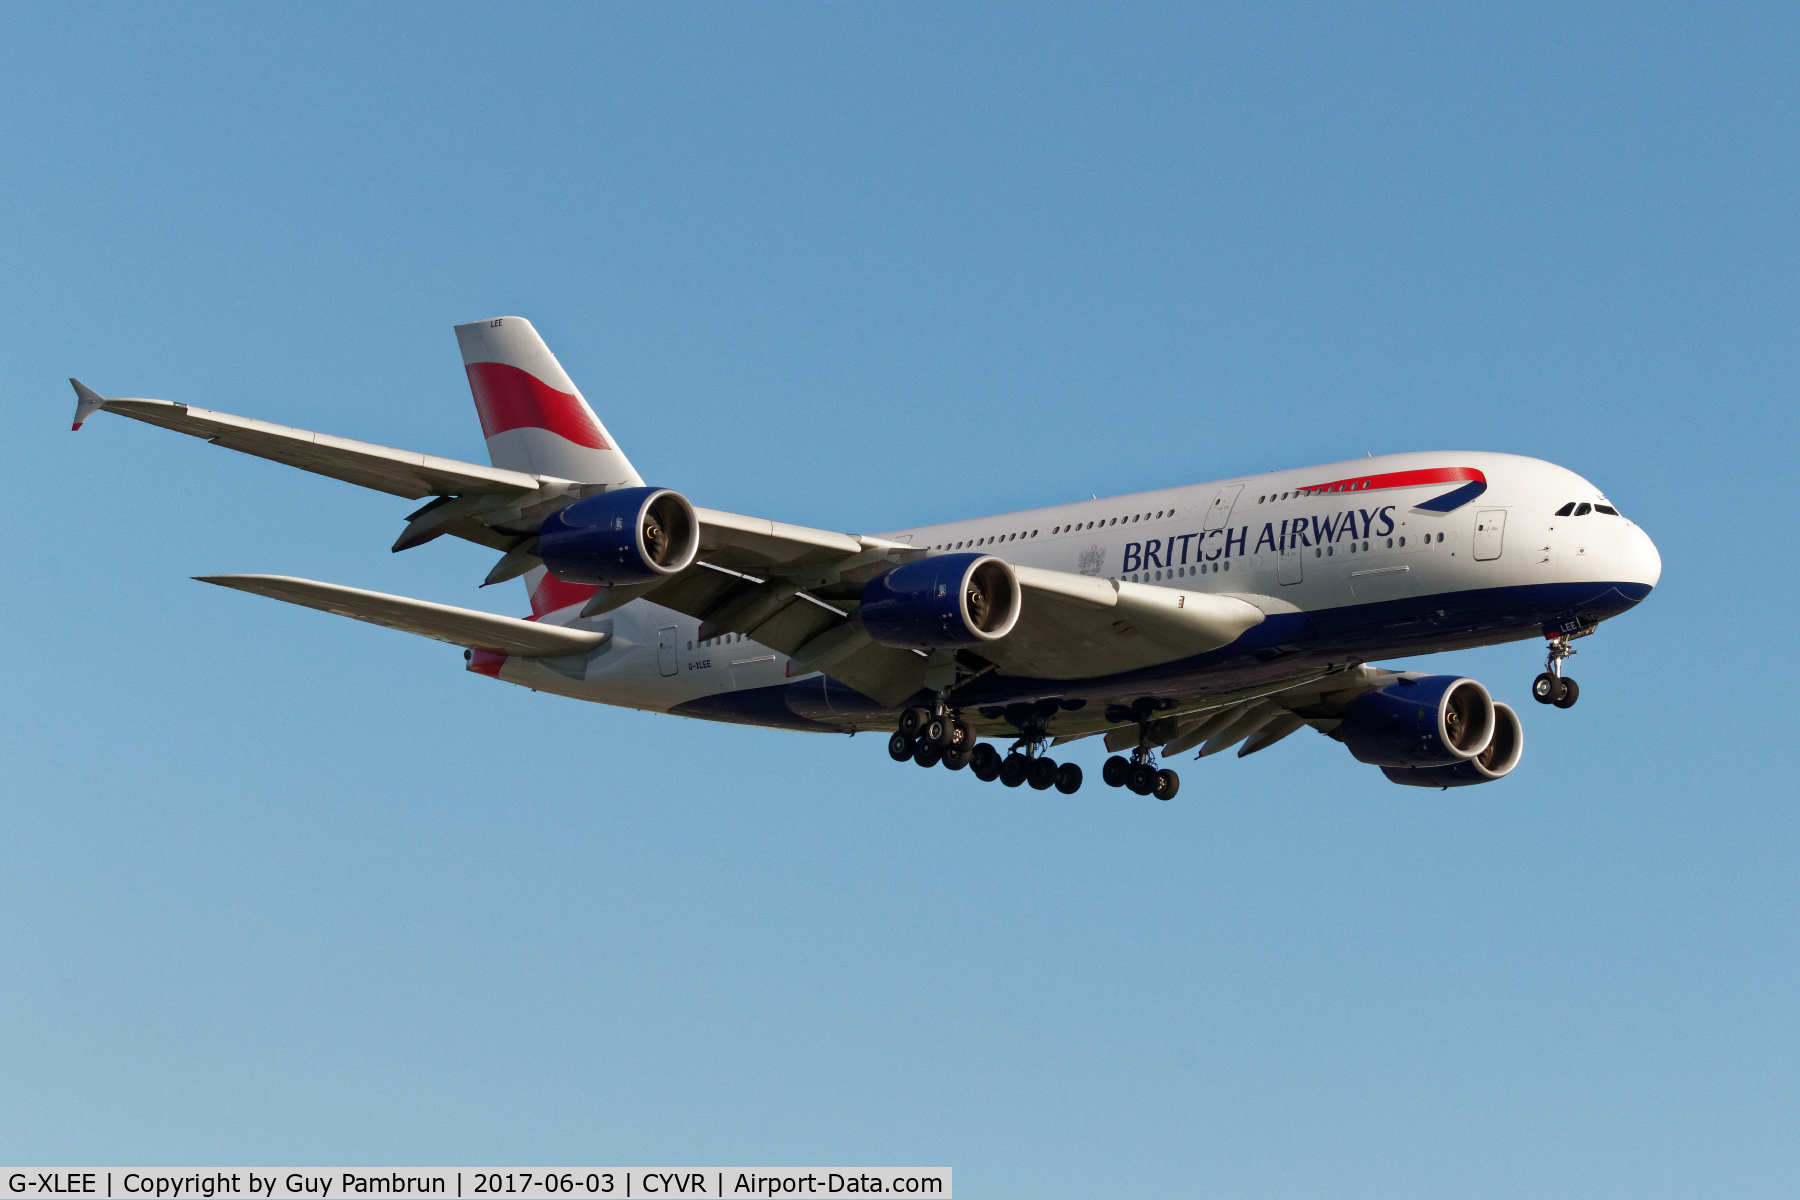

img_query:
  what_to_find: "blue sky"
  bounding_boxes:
[3,3,1797,1195]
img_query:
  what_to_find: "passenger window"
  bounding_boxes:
[1575,503,1592,516]
[1554,503,1575,516]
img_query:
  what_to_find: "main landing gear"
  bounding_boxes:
[1103,750,1180,800]
[1532,631,1584,709]
[1101,716,1180,800]
[886,704,1082,794]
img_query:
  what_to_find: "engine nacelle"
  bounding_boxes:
[535,486,699,585]
[860,553,1021,649]
[1331,674,1496,768]
[1381,702,1524,787]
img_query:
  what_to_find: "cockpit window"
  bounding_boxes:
[1595,504,1619,516]
[1554,502,1576,516]
[1574,503,1592,516]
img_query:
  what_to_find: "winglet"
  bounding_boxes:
[69,379,107,431]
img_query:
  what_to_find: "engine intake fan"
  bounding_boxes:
[1331,674,1496,769]
[860,553,1020,649]
[535,486,699,585]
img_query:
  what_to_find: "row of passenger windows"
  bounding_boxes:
[1257,482,1371,502]
[1555,502,1619,517]
[1127,561,1231,583]
[929,507,1179,549]
[691,633,747,650]
[1118,533,1447,583]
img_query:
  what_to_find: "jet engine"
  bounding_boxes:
[1330,674,1496,768]
[535,486,699,585]
[860,553,1021,649]
[1381,702,1524,787]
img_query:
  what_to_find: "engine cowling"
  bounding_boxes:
[860,553,1020,649]
[1331,674,1496,768]
[1381,702,1524,787]
[535,486,699,585]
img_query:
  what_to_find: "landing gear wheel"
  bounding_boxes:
[942,743,973,770]
[1029,757,1058,790]
[1153,768,1180,801]
[887,731,915,762]
[1103,756,1130,788]
[1000,753,1031,788]
[923,715,952,748]
[1054,762,1083,795]
[947,720,975,754]
[1532,672,1565,705]
[913,740,942,768]
[1127,762,1159,796]
[898,706,929,737]
[1552,676,1580,709]
[971,744,1003,782]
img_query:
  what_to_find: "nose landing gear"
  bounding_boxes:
[1533,630,1586,709]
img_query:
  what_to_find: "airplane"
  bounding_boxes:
[70,316,1661,799]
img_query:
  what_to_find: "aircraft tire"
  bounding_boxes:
[913,740,943,768]
[923,715,952,748]
[1102,756,1130,788]
[942,744,973,771]
[1532,672,1564,705]
[898,706,930,736]
[1000,753,1030,787]
[887,732,915,762]
[971,744,1003,781]
[1553,676,1580,709]
[1127,762,1158,796]
[1154,769,1180,801]
[1028,757,1058,790]
[1054,762,1083,795]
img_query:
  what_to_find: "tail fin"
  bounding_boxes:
[454,316,644,488]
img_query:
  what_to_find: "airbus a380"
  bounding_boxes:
[72,317,1661,799]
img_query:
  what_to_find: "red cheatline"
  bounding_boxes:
[1296,466,1484,496]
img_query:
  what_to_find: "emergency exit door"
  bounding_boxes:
[657,625,680,677]
[1473,510,1506,561]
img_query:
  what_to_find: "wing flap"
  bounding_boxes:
[197,574,608,657]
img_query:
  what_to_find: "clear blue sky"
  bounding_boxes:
[4,4,1796,1195]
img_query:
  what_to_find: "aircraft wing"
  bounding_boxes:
[76,382,1272,703]
[71,382,546,500]
[1077,664,1407,761]
[197,574,609,657]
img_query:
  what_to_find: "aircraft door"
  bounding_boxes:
[1473,510,1506,561]
[1204,484,1245,531]
[657,625,680,677]
[1278,526,1304,585]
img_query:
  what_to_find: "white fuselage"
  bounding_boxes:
[483,450,1660,732]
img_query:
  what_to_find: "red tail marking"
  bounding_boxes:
[530,573,598,618]
[465,361,610,449]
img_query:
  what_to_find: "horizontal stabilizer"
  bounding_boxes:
[196,574,608,657]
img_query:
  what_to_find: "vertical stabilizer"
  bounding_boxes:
[454,317,644,488]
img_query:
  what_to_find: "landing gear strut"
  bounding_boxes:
[1101,718,1180,800]
[1533,631,1584,709]
[887,698,1080,792]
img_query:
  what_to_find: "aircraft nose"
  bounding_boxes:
[1619,521,1662,589]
